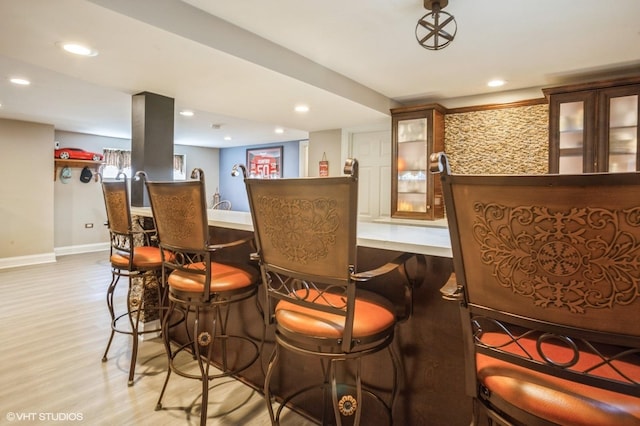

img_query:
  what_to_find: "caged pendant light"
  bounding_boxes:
[416,0,457,50]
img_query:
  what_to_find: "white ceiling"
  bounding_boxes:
[0,0,639,148]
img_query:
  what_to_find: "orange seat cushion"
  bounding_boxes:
[275,289,395,339]
[477,332,640,426]
[111,246,165,269]
[168,261,257,293]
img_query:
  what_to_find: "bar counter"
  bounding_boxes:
[130,207,453,258]
[131,207,470,425]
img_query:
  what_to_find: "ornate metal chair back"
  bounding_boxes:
[143,170,213,300]
[243,160,361,352]
[432,152,640,424]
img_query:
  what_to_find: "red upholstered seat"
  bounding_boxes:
[101,176,172,387]
[144,170,261,426]
[110,246,164,269]
[432,152,640,426]
[275,289,395,339]
[477,332,640,426]
[243,159,420,425]
[167,262,257,293]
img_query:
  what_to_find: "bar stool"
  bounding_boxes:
[100,173,168,386]
[141,169,261,426]
[238,159,424,425]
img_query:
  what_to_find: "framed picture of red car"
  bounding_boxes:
[246,146,283,179]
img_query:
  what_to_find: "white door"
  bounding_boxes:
[351,130,391,220]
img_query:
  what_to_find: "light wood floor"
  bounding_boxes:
[0,251,313,425]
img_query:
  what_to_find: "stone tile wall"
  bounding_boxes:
[444,103,549,174]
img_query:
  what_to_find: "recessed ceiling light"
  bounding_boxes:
[294,104,309,113]
[487,79,506,88]
[179,110,194,117]
[9,77,30,86]
[224,136,232,141]
[60,42,98,57]
[274,127,284,134]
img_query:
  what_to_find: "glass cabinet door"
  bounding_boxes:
[396,117,428,213]
[603,89,639,172]
[546,79,640,174]
[558,101,586,174]
[548,90,596,173]
[391,104,444,220]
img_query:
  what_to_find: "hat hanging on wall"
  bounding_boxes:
[80,166,93,183]
[60,167,72,184]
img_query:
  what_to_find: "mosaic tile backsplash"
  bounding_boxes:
[444,103,549,175]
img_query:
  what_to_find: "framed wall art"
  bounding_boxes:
[246,146,283,178]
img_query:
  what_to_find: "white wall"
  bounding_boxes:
[0,118,55,267]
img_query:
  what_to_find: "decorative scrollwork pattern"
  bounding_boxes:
[105,190,129,233]
[257,196,340,263]
[473,203,640,313]
[150,194,199,244]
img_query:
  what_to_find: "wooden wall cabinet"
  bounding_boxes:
[391,104,445,220]
[544,76,640,173]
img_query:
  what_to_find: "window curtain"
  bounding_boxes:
[102,149,183,172]
[173,154,184,173]
[102,148,131,170]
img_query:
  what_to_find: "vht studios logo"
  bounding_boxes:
[6,412,84,422]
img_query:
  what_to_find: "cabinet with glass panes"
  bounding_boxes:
[544,76,640,173]
[391,104,445,220]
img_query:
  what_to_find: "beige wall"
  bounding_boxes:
[308,129,342,177]
[54,131,128,250]
[176,144,221,206]
[0,124,220,268]
[53,132,221,250]
[0,118,55,265]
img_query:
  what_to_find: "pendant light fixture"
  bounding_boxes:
[416,0,457,50]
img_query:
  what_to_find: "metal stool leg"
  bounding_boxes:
[127,278,142,386]
[102,272,119,362]
[264,343,281,425]
[156,301,176,410]
[193,306,217,426]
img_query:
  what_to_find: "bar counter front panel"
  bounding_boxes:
[131,207,469,425]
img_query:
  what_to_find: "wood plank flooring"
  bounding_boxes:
[0,251,312,425]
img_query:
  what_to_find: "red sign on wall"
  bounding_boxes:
[319,152,329,177]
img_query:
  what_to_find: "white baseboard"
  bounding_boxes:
[0,243,109,270]
[55,242,110,257]
[0,252,57,270]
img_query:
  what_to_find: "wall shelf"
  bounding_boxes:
[54,159,103,181]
